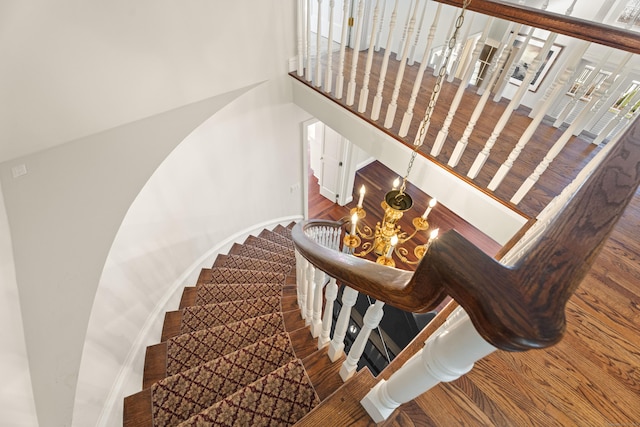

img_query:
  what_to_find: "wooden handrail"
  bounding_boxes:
[434,0,640,55]
[293,116,640,352]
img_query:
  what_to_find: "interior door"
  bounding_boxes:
[318,125,345,202]
[310,0,348,43]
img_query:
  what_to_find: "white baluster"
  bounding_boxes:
[311,267,325,337]
[298,256,309,320]
[297,0,306,76]
[328,286,359,361]
[476,22,521,96]
[448,26,519,167]
[360,311,496,423]
[399,3,442,137]
[407,0,427,66]
[433,13,457,77]
[358,0,382,113]
[340,300,385,381]
[492,29,535,102]
[553,51,612,127]
[315,0,324,87]
[346,0,366,105]
[335,0,351,99]
[446,13,474,83]
[467,35,558,179]
[592,91,640,146]
[371,0,400,120]
[431,17,493,157]
[319,278,339,349]
[384,0,419,128]
[305,261,315,324]
[374,0,387,52]
[511,87,638,205]
[528,41,590,118]
[295,251,303,308]
[395,2,413,61]
[306,0,313,82]
[487,41,591,191]
[324,0,336,93]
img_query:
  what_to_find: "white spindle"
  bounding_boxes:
[492,29,535,102]
[315,0,324,87]
[324,0,336,93]
[407,0,427,66]
[298,256,309,320]
[399,3,442,137]
[430,18,492,157]
[467,35,557,179]
[384,0,419,128]
[433,13,457,77]
[448,26,519,167]
[511,87,637,205]
[306,0,313,82]
[328,286,359,361]
[395,1,413,61]
[305,260,315,324]
[446,13,474,83]
[371,0,400,120]
[528,41,590,118]
[374,0,388,51]
[358,0,382,113]
[311,267,325,337]
[553,51,612,127]
[335,0,351,99]
[346,0,366,105]
[360,310,496,423]
[592,91,640,146]
[487,41,593,191]
[340,300,385,381]
[319,277,339,349]
[297,0,306,76]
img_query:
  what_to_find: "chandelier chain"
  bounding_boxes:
[399,0,472,195]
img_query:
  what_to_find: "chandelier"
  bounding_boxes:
[342,0,472,268]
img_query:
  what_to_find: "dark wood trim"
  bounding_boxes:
[494,217,537,260]
[434,0,640,55]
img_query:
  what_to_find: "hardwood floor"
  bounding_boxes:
[301,57,640,425]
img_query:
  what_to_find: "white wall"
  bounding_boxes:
[0,187,38,427]
[0,1,301,426]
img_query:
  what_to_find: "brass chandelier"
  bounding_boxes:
[343,0,472,268]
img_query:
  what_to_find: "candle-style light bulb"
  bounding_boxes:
[350,213,358,236]
[357,185,366,208]
[421,198,437,219]
[386,235,399,258]
[429,228,439,241]
[392,177,400,190]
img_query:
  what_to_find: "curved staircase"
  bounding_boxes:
[123,223,349,426]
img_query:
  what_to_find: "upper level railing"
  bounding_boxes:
[291,0,640,423]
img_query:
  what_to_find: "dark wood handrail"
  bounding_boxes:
[434,0,640,55]
[293,116,640,352]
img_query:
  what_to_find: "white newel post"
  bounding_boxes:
[399,3,442,137]
[360,310,496,423]
[311,267,325,337]
[340,300,385,381]
[319,277,339,349]
[305,261,316,324]
[328,286,359,361]
[335,0,351,99]
[358,0,382,113]
[371,0,400,120]
[346,0,366,106]
[383,0,419,129]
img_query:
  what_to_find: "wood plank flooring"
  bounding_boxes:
[307,152,640,425]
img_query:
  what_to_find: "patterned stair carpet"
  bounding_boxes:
[124,223,321,426]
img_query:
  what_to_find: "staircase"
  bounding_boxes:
[123,223,351,426]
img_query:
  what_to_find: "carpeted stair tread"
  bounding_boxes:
[259,229,295,250]
[177,359,319,427]
[214,254,292,274]
[178,296,282,336]
[169,312,286,375]
[194,283,282,306]
[197,267,285,286]
[243,235,295,258]
[229,242,295,266]
[152,332,296,427]
[274,224,294,239]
